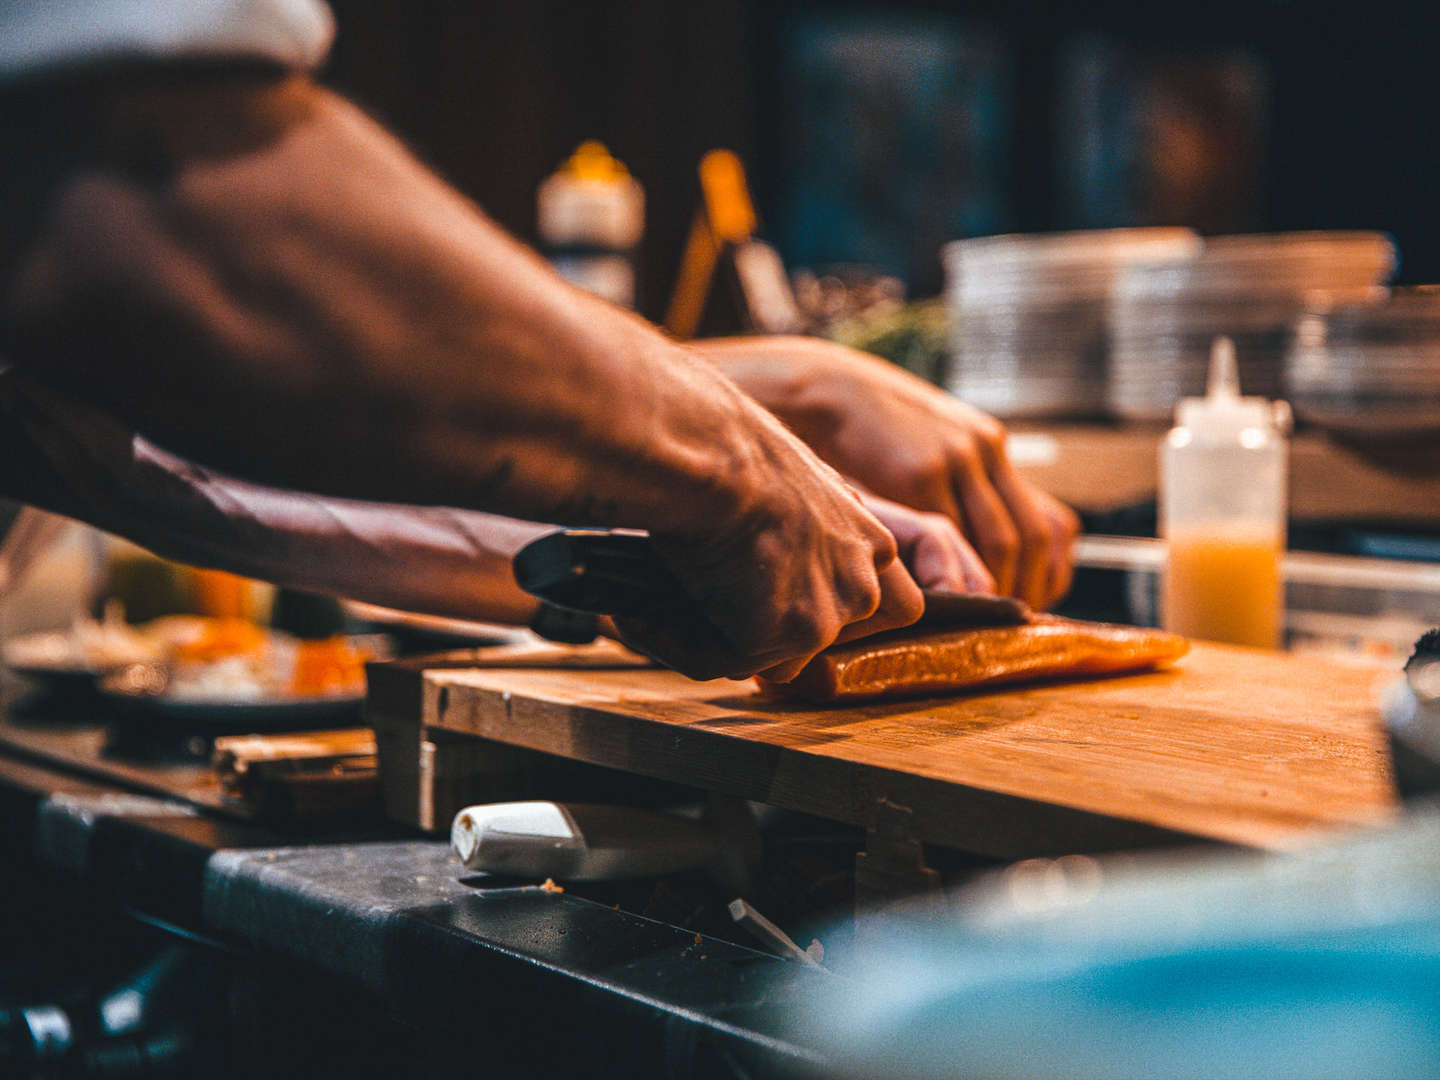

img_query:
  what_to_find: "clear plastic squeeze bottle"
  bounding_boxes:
[537,141,645,308]
[1161,336,1290,648]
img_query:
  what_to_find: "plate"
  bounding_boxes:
[1,627,164,690]
[98,663,365,731]
[4,662,111,696]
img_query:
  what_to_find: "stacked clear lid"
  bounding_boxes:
[943,228,1201,420]
[1108,232,1396,422]
[1286,285,1440,436]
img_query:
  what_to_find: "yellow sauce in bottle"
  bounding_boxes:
[1163,525,1283,648]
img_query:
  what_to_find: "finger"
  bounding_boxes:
[974,424,1060,609]
[951,537,997,595]
[950,450,1020,596]
[904,526,965,592]
[859,489,969,594]
[992,473,1056,609]
[763,559,919,683]
[758,653,817,685]
[894,459,966,533]
[902,514,996,594]
[1004,474,1081,611]
[1037,491,1081,608]
[753,587,852,684]
[833,560,924,645]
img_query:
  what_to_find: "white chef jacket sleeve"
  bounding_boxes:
[0,0,334,85]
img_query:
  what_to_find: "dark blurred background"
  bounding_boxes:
[323,0,1439,322]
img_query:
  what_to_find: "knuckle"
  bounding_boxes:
[851,573,883,621]
[833,552,884,617]
[1058,505,1082,539]
[1018,514,1049,549]
[920,510,959,539]
[850,515,896,567]
[952,433,979,463]
[894,586,925,625]
[869,527,898,568]
[912,446,950,478]
[895,449,949,491]
[983,524,1021,566]
[977,416,1007,450]
[778,605,833,653]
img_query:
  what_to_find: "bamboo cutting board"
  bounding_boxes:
[382,640,1399,859]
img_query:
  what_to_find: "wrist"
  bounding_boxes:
[622,345,778,539]
[696,337,844,451]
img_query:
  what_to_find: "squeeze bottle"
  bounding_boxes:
[1160,336,1290,648]
[537,141,645,308]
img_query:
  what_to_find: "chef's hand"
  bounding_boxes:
[855,488,996,595]
[594,488,986,648]
[611,420,924,682]
[698,337,1080,609]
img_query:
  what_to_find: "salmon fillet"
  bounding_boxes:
[758,616,1189,703]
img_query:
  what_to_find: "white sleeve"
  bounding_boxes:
[0,0,335,84]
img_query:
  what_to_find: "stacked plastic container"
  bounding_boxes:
[1286,286,1440,437]
[943,229,1202,419]
[1107,232,1395,422]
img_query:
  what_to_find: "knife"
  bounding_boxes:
[513,528,1030,628]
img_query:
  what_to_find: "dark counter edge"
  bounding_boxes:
[0,752,831,1079]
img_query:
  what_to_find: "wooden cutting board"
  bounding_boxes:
[374,640,1400,859]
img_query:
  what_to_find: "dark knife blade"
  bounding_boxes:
[916,588,1030,627]
[514,529,1030,628]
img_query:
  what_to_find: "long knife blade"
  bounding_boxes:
[513,529,1030,628]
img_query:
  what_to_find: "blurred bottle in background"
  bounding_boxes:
[537,141,645,309]
[1161,336,1290,649]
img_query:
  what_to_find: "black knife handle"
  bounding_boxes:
[513,529,690,618]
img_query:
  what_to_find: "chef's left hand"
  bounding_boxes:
[853,487,995,595]
[698,337,1080,610]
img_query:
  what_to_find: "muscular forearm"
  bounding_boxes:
[693,337,831,435]
[0,371,546,623]
[1,74,774,534]
[696,335,964,451]
[1,73,925,678]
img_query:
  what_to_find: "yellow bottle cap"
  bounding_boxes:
[562,140,630,183]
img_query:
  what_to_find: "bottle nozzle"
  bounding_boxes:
[1173,334,1279,439]
[1207,336,1240,400]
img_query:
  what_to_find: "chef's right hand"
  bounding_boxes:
[611,426,924,683]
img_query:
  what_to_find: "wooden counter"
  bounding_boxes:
[1010,423,1440,525]
[370,639,1399,859]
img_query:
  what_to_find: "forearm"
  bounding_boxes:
[148,487,551,626]
[0,372,545,624]
[140,492,549,626]
[693,337,838,445]
[0,74,924,677]
[2,74,768,534]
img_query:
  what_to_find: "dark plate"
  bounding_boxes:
[98,663,364,732]
[4,661,110,690]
